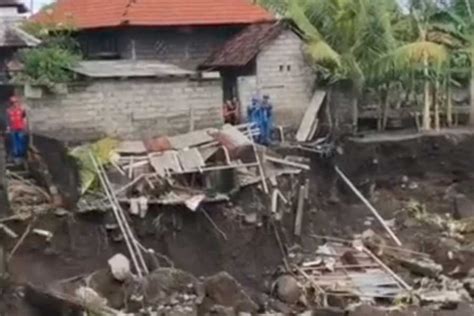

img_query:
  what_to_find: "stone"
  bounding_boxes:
[398,257,443,278]
[108,253,132,282]
[453,194,474,219]
[209,305,236,316]
[349,305,386,316]
[88,269,127,309]
[203,272,258,313]
[75,286,108,307]
[140,268,203,306]
[244,213,258,225]
[463,277,474,297]
[435,302,474,316]
[312,307,345,316]
[419,290,464,305]
[274,275,301,304]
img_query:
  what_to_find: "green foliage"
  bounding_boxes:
[13,23,82,87]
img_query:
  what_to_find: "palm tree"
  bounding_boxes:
[443,0,474,125]
[376,0,449,130]
[282,0,400,132]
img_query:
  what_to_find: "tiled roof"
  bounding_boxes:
[71,60,195,78]
[32,0,274,29]
[201,22,284,68]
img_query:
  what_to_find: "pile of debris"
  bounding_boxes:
[76,123,309,216]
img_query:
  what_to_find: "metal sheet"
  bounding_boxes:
[177,148,205,171]
[149,151,182,176]
[168,128,217,150]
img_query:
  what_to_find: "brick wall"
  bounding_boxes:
[256,30,316,127]
[26,78,223,142]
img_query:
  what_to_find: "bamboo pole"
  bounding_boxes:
[334,166,402,246]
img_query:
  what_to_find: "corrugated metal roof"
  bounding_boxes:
[32,0,274,30]
[0,17,40,47]
[71,60,195,78]
[0,0,27,13]
[201,22,285,68]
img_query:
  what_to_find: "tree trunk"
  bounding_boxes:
[423,80,431,131]
[469,66,474,125]
[352,97,359,134]
[382,84,391,130]
[377,87,384,131]
[447,76,453,128]
[326,87,333,130]
[434,79,440,131]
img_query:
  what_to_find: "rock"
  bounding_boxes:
[435,302,474,316]
[419,290,464,305]
[463,277,474,297]
[203,271,258,313]
[209,305,236,316]
[349,305,386,316]
[244,213,258,225]
[75,286,108,307]
[140,268,202,306]
[453,194,474,219]
[312,307,345,316]
[398,257,443,277]
[108,253,132,282]
[88,269,126,309]
[274,275,301,304]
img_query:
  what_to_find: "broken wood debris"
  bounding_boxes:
[335,166,403,246]
[294,242,409,301]
[89,152,149,277]
[265,155,310,171]
[79,123,299,213]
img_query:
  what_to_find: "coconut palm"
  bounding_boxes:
[282,0,400,132]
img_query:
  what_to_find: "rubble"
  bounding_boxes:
[108,253,132,282]
[203,271,259,314]
[274,274,302,304]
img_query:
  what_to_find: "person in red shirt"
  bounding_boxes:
[7,95,28,161]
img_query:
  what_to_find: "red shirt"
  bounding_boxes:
[7,106,26,131]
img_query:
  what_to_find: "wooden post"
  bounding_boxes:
[0,141,10,217]
[294,185,305,237]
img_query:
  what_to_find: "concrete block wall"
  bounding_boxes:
[26,78,223,142]
[256,30,316,127]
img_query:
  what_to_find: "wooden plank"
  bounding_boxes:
[294,185,305,236]
[116,141,147,154]
[168,129,216,149]
[296,90,326,142]
[265,155,310,170]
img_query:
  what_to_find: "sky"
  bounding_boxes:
[30,0,53,13]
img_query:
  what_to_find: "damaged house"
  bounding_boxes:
[26,0,317,141]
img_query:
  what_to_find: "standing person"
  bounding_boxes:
[7,96,28,163]
[260,95,273,145]
[223,99,238,125]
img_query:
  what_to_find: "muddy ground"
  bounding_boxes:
[2,132,474,315]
